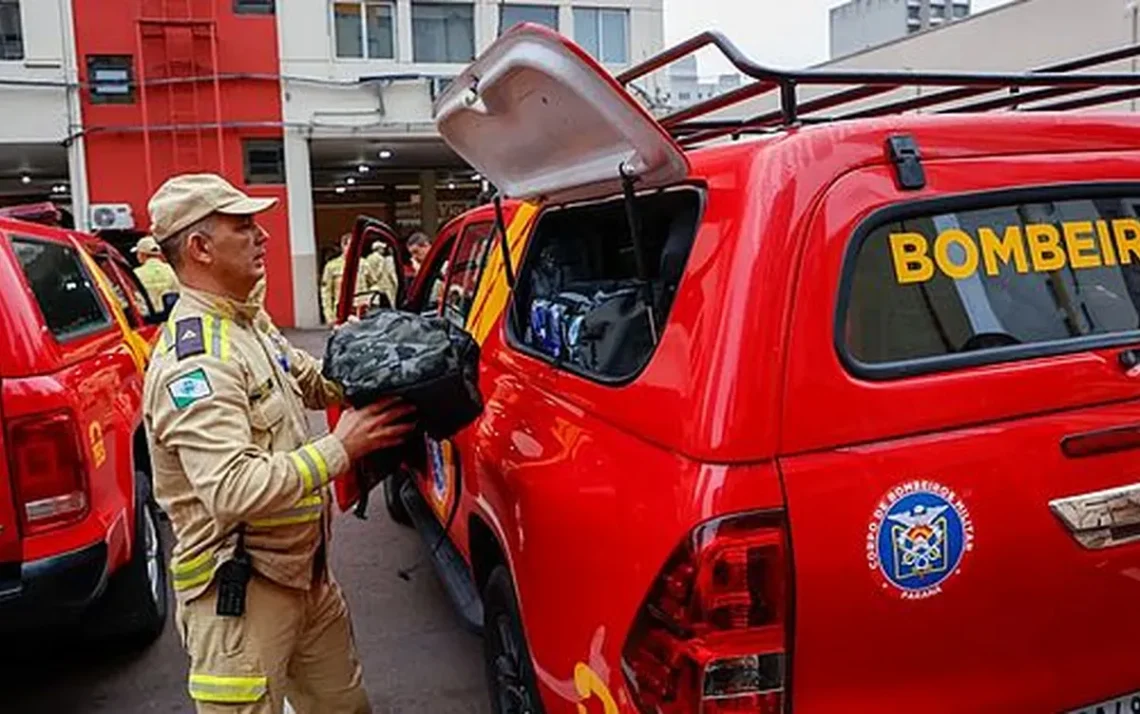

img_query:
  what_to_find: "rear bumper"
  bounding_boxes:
[0,541,109,629]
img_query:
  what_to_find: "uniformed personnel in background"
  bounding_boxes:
[364,240,399,308]
[141,173,415,714]
[132,235,180,310]
[320,232,375,324]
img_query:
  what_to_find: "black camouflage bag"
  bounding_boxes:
[321,312,483,518]
[321,311,483,440]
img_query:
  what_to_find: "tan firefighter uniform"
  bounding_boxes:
[144,285,369,714]
[320,254,374,324]
[364,244,398,308]
[141,173,372,714]
[132,236,180,309]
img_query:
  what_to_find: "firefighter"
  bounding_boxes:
[141,173,415,714]
[320,233,375,324]
[132,235,180,310]
[364,240,399,308]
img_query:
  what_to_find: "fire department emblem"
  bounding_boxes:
[867,480,974,600]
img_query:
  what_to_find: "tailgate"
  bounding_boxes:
[780,153,1140,713]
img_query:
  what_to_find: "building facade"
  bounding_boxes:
[0,0,665,327]
[830,0,971,59]
[665,55,741,108]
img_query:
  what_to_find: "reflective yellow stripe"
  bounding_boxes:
[171,550,216,591]
[188,674,268,704]
[304,444,330,487]
[219,318,231,361]
[289,450,315,492]
[172,549,213,574]
[249,493,324,528]
[202,314,216,358]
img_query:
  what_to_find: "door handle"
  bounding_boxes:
[1060,424,1140,458]
[1050,483,1140,549]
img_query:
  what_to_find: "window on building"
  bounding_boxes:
[243,139,286,184]
[234,0,275,14]
[87,55,135,104]
[573,7,629,65]
[952,3,969,19]
[0,0,23,61]
[13,238,112,342]
[907,5,921,20]
[334,1,396,59]
[413,3,475,63]
[842,193,1140,373]
[499,4,559,35]
[929,3,945,18]
[678,91,691,101]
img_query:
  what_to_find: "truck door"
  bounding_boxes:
[781,152,1140,713]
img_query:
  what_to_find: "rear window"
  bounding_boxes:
[842,189,1140,376]
[12,237,113,341]
[510,187,701,382]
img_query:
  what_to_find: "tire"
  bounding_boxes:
[383,469,414,528]
[87,471,168,646]
[483,565,545,714]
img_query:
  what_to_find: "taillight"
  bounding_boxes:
[622,511,789,714]
[6,411,90,534]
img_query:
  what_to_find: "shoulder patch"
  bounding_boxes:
[167,368,213,410]
[175,317,206,361]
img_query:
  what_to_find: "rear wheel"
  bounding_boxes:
[483,565,544,714]
[87,472,168,645]
[384,469,413,527]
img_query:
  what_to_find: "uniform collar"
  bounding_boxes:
[179,285,262,324]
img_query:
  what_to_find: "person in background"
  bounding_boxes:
[364,240,399,309]
[406,231,432,277]
[320,232,375,324]
[132,235,180,311]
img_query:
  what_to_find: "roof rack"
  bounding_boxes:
[617,31,1140,148]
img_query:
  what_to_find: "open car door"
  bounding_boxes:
[327,214,411,512]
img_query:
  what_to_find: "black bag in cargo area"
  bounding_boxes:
[321,312,483,517]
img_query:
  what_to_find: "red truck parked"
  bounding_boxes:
[332,25,1140,714]
[0,213,167,643]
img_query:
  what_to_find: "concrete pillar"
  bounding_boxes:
[419,169,438,235]
[59,0,89,229]
[284,133,321,328]
[397,0,414,63]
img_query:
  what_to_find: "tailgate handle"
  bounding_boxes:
[1050,483,1140,549]
[1060,424,1140,458]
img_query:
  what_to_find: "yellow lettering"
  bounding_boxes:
[889,232,934,284]
[1026,223,1066,272]
[1113,218,1140,265]
[979,225,1029,276]
[1063,221,1101,270]
[1097,220,1118,267]
[933,229,979,280]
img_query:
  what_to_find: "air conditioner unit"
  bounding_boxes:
[88,203,135,231]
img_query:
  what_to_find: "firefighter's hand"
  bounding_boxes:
[334,397,417,461]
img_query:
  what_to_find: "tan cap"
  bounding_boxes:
[148,173,278,243]
[132,236,161,254]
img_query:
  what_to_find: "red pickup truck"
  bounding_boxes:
[0,214,167,644]
[336,25,1140,714]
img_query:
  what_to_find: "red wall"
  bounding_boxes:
[73,0,295,325]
